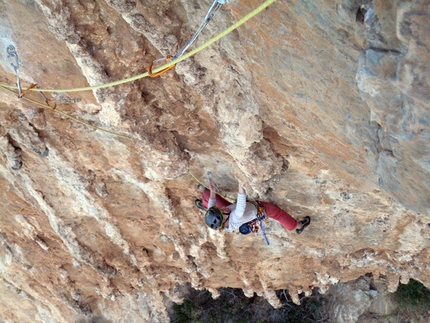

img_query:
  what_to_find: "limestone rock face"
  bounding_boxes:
[325,276,376,323]
[367,278,396,317]
[0,0,429,322]
[325,276,398,323]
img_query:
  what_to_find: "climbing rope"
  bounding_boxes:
[0,85,130,139]
[147,55,175,78]
[0,0,277,93]
[148,0,228,76]
[2,45,130,139]
[173,0,227,61]
[188,170,235,202]
[0,0,276,138]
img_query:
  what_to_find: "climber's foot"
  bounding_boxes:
[194,199,206,211]
[296,216,311,234]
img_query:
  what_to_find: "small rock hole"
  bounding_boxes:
[356,7,367,23]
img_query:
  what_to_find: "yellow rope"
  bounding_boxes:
[148,55,176,78]
[0,0,277,93]
[0,85,131,139]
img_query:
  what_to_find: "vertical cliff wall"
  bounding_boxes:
[0,0,429,322]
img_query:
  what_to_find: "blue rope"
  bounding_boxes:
[257,214,270,246]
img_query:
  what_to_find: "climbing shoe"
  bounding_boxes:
[194,199,207,211]
[296,216,311,234]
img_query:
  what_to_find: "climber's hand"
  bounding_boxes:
[209,179,218,191]
[238,182,245,194]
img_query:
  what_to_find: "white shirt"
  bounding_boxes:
[208,193,258,232]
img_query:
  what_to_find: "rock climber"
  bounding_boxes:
[195,179,311,234]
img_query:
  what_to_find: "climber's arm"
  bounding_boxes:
[235,182,246,217]
[238,182,244,194]
[207,180,217,208]
[209,180,217,199]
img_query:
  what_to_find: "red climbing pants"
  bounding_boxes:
[201,189,298,231]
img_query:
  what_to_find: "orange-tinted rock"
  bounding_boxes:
[0,0,429,321]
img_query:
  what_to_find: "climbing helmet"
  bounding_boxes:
[204,206,224,230]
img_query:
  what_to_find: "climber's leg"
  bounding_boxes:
[259,201,298,231]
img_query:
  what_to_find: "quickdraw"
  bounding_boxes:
[171,0,227,61]
[38,87,57,110]
[0,0,277,91]
[19,83,37,98]
[148,56,176,78]
[19,84,57,109]
[6,45,23,97]
[147,0,227,77]
[6,47,58,109]
[2,46,129,139]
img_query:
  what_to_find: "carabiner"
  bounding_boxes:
[19,84,37,98]
[7,45,19,72]
[6,45,23,97]
[148,55,176,78]
[38,88,57,110]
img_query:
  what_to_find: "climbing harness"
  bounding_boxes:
[0,0,277,93]
[239,201,270,245]
[148,0,228,77]
[190,170,270,245]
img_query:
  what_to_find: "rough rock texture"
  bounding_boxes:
[325,276,378,323]
[0,0,429,322]
[325,276,398,323]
